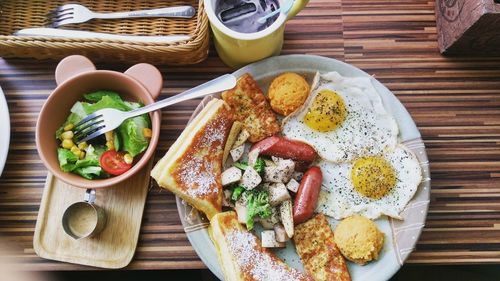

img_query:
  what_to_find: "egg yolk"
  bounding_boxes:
[304,89,347,132]
[351,156,396,199]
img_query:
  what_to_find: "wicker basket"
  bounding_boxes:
[0,0,209,65]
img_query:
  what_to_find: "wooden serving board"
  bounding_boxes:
[33,160,153,269]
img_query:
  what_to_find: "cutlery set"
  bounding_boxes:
[16,4,196,42]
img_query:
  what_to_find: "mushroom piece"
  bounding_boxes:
[273,223,290,243]
[240,166,261,190]
[230,145,245,162]
[267,183,291,206]
[261,230,285,248]
[221,166,242,186]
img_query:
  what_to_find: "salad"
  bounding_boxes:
[56,91,152,179]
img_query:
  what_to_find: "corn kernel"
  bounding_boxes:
[70,146,81,157]
[106,141,115,150]
[78,141,88,150]
[124,154,133,164]
[61,131,74,140]
[105,131,114,141]
[61,139,74,149]
[79,151,86,160]
[143,128,152,138]
[63,123,74,131]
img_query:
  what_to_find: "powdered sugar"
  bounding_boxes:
[226,230,307,280]
[178,156,218,197]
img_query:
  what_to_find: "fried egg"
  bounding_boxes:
[282,71,398,163]
[315,144,422,219]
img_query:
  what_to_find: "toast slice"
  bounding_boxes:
[209,211,311,281]
[151,99,234,219]
[222,73,280,142]
[294,214,351,281]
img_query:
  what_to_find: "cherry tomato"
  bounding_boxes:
[99,150,132,176]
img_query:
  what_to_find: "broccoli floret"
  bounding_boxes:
[233,157,266,175]
[244,189,272,230]
[233,161,249,170]
[253,157,266,175]
[231,185,245,201]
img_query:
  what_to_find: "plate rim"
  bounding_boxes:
[0,85,10,176]
[175,54,430,280]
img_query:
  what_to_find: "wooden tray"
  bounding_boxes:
[33,160,153,269]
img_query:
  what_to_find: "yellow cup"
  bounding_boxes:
[204,0,309,68]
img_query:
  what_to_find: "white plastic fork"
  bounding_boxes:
[73,74,237,143]
[47,3,196,28]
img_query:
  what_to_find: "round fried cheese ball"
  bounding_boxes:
[268,72,310,116]
[334,215,384,265]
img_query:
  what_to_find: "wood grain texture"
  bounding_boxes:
[0,0,500,270]
[33,162,152,269]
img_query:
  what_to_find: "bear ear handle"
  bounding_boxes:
[124,63,163,100]
[55,55,97,86]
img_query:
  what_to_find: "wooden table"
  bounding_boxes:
[1,0,499,271]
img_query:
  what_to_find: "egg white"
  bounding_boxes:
[315,144,422,220]
[282,71,398,163]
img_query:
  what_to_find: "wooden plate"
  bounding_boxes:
[176,54,431,280]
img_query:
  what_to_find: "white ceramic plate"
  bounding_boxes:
[0,85,10,176]
[176,55,431,281]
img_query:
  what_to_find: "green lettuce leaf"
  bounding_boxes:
[118,115,150,157]
[57,148,78,172]
[84,91,121,103]
[74,166,103,179]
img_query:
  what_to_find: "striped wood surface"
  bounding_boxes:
[0,0,499,270]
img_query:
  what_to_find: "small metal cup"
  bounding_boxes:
[62,189,106,240]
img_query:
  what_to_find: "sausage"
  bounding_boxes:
[293,166,323,224]
[250,136,317,163]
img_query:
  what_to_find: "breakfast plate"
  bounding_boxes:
[0,84,10,176]
[175,54,431,280]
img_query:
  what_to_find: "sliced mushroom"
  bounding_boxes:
[280,200,294,238]
[261,230,285,248]
[264,159,295,183]
[267,183,291,206]
[273,223,289,243]
[258,206,280,229]
[240,166,261,190]
[222,189,234,207]
[221,167,242,186]
[235,201,248,225]
[286,178,300,193]
[230,145,245,162]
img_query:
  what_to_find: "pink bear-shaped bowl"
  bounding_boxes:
[36,55,162,189]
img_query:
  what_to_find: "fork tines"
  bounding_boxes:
[46,5,75,27]
[73,113,104,143]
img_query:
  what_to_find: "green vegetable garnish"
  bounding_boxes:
[233,161,248,170]
[253,158,266,175]
[233,157,266,175]
[244,189,272,230]
[231,185,245,201]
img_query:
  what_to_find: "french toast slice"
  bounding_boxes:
[151,99,234,220]
[209,211,312,281]
[294,214,351,281]
[221,73,280,142]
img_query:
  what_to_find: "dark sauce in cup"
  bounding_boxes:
[216,0,281,33]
